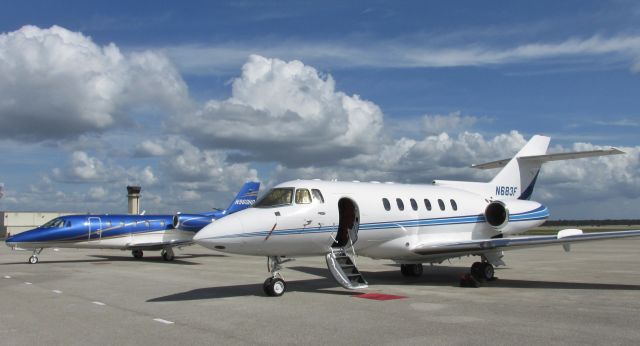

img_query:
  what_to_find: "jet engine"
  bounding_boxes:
[484,199,547,235]
[172,214,213,232]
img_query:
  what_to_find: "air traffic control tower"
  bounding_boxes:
[127,186,141,215]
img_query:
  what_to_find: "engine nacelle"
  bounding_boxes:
[484,199,548,235]
[172,214,214,232]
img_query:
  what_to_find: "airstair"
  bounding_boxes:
[326,247,368,290]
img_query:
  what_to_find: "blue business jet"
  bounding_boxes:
[5,182,260,264]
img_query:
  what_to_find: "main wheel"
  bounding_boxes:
[263,277,286,297]
[401,264,423,277]
[161,249,175,261]
[400,264,409,276]
[470,262,484,281]
[132,249,144,259]
[481,262,494,281]
[29,255,38,264]
[408,263,423,277]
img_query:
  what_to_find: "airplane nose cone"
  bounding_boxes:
[194,215,244,252]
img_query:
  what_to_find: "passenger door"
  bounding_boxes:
[87,217,101,242]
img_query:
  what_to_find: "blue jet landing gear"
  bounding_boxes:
[161,247,175,261]
[29,248,43,264]
[132,249,144,259]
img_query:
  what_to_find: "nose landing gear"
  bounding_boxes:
[28,248,43,264]
[263,256,293,297]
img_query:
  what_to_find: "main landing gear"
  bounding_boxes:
[161,247,175,261]
[470,261,495,282]
[131,249,144,259]
[461,261,496,287]
[28,248,43,264]
[263,256,293,297]
[400,263,423,277]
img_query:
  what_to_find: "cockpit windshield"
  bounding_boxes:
[253,188,294,208]
[40,218,66,228]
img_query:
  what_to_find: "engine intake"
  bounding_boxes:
[484,199,547,235]
[485,201,508,229]
[172,213,213,232]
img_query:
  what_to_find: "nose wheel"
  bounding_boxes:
[28,248,43,264]
[263,277,286,297]
[263,256,293,297]
[131,249,144,259]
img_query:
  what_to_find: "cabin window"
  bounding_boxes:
[160,221,165,227]
[396,198,405,211]
[424,199,432,211]
[254,188,294,208]
[65,221,71,227]
[295,189,312,204]
[382,198,391,211]
[410,198,418,211]
[106,221,112,228]
[312,189,324,203]
[120,221,125,227]
[438,199,445,211]
[450,199,458,211]
[144,221,150,228]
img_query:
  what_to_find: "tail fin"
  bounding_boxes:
[489,135,550,200]
[224,181,260,214]
[434,135,624,200]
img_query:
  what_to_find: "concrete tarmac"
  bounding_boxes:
[1,239,639,345]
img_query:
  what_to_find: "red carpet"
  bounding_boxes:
[354,293,407,301]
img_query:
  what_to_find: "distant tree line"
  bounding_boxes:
[543,220,640,227]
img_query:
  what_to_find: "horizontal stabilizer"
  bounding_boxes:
[472,148,625,170]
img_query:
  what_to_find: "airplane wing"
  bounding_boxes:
[412,229,640,256]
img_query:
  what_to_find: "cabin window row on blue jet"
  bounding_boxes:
[381,198,457,212]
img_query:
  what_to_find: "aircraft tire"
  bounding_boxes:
[401,264,423,277]
[263,277,274,295]
[400,264,409,276]
[263,277,286,297]
[409,263,423,277]
[161,249,175,261]
[481,263,494,281]
[29,256,38,264]
[132,249,144,259]
[470,262,484,282]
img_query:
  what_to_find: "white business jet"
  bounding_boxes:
[194,135,639,296]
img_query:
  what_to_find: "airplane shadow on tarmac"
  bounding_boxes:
[147,265,640,301]
[0,253,226,266]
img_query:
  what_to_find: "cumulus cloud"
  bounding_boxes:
[51,150,159,187]
[0,25,189,141]
[422,111,483,135]
[173,55,384,167]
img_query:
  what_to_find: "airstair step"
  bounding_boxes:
[326,247,368,290]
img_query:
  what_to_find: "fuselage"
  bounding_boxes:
[5,214,194,250]
[194,180,549,262]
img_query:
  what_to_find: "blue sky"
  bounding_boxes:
[1,1,639,218]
